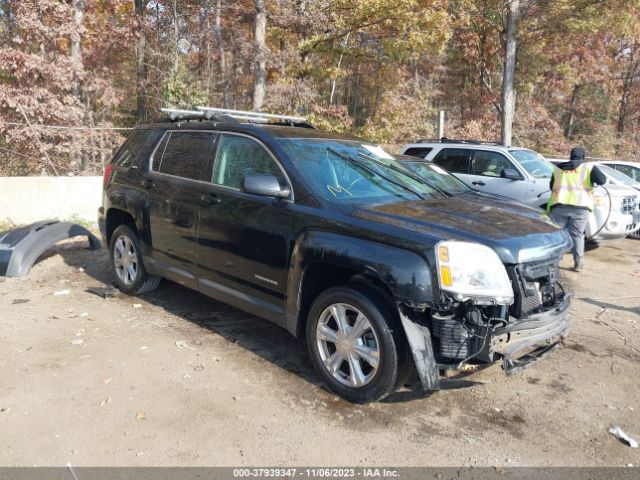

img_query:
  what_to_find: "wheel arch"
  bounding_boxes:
[284,230,435,338]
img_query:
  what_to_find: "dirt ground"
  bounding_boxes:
[0,237,639,467]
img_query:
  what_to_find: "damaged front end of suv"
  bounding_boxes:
[400,239,572,391]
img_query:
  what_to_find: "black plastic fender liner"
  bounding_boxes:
[0,220,101,277]
[397,307,440,391]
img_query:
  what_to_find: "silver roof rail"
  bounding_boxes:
[160,108,204,121]
[196,106,307,123]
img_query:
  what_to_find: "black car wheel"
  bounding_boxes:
[306,286,407,403]
[109,225,160,295]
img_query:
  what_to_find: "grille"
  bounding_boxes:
[621,196,639,215]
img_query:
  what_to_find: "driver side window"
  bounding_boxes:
[472,151,514,177]
[212,134,285,189]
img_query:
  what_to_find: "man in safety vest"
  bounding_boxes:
[548,147,606,272]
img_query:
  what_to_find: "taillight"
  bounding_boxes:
[103,164,114,187]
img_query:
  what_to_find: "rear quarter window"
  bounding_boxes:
[112,129,153,168]
[403,147,433,159]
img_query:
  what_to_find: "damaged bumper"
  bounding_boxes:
[399,294,571,392]
[491,294,571,374]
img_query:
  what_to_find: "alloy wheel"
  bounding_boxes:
[113,235,138,286]
[315,303,380,388]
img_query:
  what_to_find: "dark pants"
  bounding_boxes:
[550,205,590,263]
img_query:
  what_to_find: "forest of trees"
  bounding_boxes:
[0,0,639,176]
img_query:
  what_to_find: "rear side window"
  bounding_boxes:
[112,129,150,167]
[432,148,471,174]
[153,131,216,180]
[212,134,285,189]
[403,147,433,159]
[472,151,514,177]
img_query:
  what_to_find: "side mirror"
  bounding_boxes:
[242,174,291,199]
[501,168,521,180]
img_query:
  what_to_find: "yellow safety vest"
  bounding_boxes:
[548,163,594,211]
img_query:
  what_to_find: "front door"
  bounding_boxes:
[467,150,526,202]
[195,133,293,324]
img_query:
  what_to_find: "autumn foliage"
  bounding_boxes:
[0,0,639,176]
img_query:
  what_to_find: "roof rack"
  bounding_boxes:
[160,108,205,121]
[415,137,504,146]
[197,106,306,123]
[161,106,314,128]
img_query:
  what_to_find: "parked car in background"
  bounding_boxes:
[596,164,640,194]
[600,161,640,182]
[401,139,553,209]
[100,109,573,403]
[400,139,639,242]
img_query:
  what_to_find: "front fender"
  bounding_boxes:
[284,230,434,336]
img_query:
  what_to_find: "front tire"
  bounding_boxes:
[306,286,407,403]
[109,225,160,295]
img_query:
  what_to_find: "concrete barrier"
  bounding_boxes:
[0,176,102,225]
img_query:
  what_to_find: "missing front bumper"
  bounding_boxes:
[400,295,571,391]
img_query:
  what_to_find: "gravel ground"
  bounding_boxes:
[0,238,639,467]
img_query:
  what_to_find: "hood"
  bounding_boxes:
[595,184,640,197]
[349,192,571,265]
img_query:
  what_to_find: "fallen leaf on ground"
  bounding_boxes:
[132,304,142,309]
[135,411,146,420]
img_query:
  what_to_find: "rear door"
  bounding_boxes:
[144,130,217,288]
[431,148,472,183]
[468,150,526,201]
[195,133,294,324]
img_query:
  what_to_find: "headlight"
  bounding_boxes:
[435,241,514,305]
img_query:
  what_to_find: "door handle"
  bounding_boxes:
[140,178,155,189]
[200,193,221,205]
[472,181,486,186]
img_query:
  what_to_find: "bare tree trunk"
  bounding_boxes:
[70,0,84,99]
[617,52,638,137]
[500,0,519,146]
[565,84,580,139]
[214,0,229,107]
[277,0,286,77]
[329,32,349,106]
[252,0,267,111]
[134,0,146,123]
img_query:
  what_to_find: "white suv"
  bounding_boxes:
[400,140,640,241]
[402,140,553,209]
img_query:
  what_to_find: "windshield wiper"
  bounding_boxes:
[326,148,424,200]
[356,152,451,197]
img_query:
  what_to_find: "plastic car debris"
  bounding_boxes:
[609,426,639,448]
[0,220,100,277]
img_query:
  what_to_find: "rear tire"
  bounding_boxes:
[109,225,160,295]
[306,286,407,403]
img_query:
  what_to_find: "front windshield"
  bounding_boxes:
[402,161,470,195]
[598,164,637,185]
[277,138,443,202]
[509,149,553,179]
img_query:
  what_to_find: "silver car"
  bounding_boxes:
[400,140,640,241]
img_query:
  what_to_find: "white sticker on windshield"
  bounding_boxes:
[362,145,394,160]
[430,164,448,175]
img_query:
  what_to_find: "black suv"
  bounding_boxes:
[99,109,572,403]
